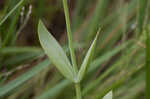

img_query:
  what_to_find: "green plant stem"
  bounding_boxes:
[62,1,81,98]
[62,0,78,73]
[75,83,82,99]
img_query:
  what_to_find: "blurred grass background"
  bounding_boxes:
[0,0,149,99]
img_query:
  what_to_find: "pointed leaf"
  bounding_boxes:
[103,91,113,99]
[38,20,75,82]
[76,30,100,82]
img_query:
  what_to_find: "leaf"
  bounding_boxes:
[0,59,51,97]
[76,30,100,82]
[82,40,132,95]
[103,91,113,99]
[38,20,75,82]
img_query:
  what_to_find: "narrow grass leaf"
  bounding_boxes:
[86,0,110,41]
[3,53,43,67]
[77,30,100,82]
[0,0,25,26]
[38,20,75,82]
[136,0,148,37]
[0,59,51,97]
[103,91,113,99]
[0,47,42,54]
[36,80,70,99]
[146,25,150,99]
[96,64,144,99]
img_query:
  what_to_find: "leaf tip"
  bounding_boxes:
[103,91,113,99]
[96,28,101,38]
[38,20,43,30]
[38,20,46,38]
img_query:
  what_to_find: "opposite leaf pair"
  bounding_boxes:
[38,20,99,83]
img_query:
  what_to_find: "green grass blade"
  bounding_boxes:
[38,20,75,82]
[86,0,110,41]
[36,80,70,99]
[3,53,43,67]
[103,91,112,99]
[0,59,51,97]
[2,9,20,47]
[72,0,91,31]
[0,0,25,26]
[0,47,42,54]
[0,47,43,68]
[146,25,150,99]
[136,0,148,37]
[77,31,100,82]
[95,63,144,99]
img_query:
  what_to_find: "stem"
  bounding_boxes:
[75,83,82,99]
[62,1,81,98]
[62,0,78,73]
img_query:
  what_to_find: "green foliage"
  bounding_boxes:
[0,0,149,99]
[38,19,99,98]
